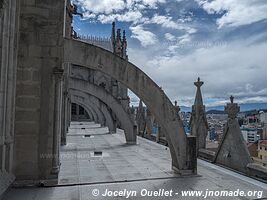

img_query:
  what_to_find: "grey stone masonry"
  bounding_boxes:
[14,0,64,182]
[0,0,18,196]
[214,96,252,174]
[189,77,208,151]
[136,100,146,136]
[64,38,196,174]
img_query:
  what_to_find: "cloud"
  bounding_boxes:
[130,25,158,47]
[97,10,146,23]
[148,14,180,29]
[75,0,125,14]
[177,33,191,44]
[143,14,197,48]
[74,0,167,24]
[146,14,197,32]
[73,0,267,107]
[128,37,267,106]
[196,0,267,28]
[74,0,198,48]
[142,0,166,8]
[165,33,176,41]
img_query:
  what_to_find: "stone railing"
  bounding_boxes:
[76,34,112,52]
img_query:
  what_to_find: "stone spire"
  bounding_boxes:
[115,29,122,56]
[194,77,204,107]
[122,30,128,60]
[189,77,208,151]
[214,96,252,173]
[111,22,116,53]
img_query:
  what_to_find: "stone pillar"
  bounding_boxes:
[186,136,197,174]
[51,68,64,175]
[61,63,69,146]
[136,100,145,135]
[145,109,154,139]
[156,125,159,142]
[61,91,68,146]
[68,99,71,127]
[0,0,18,195]
[75,103,79,121]
[13,0,64,182]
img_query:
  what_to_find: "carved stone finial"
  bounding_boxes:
[225,96,240,119]
[123,30,126,41]
[194,77,204,88]
[116,29,121,41]
[230,95,234,103]
[122,30,128,59]
[70,3,83,18]
[111,22,116,53]
[193,77,204,107]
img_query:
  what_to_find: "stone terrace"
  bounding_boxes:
[3,122,267,200]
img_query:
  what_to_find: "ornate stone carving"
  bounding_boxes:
[225,95,240,119]
[0,0,7,16]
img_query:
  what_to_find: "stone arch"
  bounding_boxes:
[71,93,116,132]
[71,97,105,125]
[71,102,94,121]
[71,102,93,121]
[72,101,99,123]
[64,38,196,173]
[68,78,136,144]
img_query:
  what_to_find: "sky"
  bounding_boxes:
[72,0,267,107]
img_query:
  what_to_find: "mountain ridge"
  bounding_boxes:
[180,103,267,113]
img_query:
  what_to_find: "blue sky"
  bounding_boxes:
[72,0,267,107]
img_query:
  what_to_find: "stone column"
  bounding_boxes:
[156,124,160,143]
[136,100,145,135]
[75,103,79,121]
[0,0,17,194]
[68,98,71,127]
[61,91,68,146]
[145,109,154,139]
[51,68,64,175]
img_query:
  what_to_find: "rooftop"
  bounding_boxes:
[259,140,267,147]
[3,122,267,200]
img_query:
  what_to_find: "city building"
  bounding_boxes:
[257,140,267,166]
[208,127,217,141]
[259,111,267,126]
[241,127,259,143]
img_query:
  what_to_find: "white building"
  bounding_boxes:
[241,127,259,143]
[259,111,267,126]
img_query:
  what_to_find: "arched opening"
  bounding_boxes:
[71,103,90,121]
[68,80,136,144]
[64,38,196,173]
[71,93,117,130]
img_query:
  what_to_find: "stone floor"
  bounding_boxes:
[2,122,267,200]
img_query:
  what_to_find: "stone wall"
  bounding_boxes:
[14,0,64,181]
[0,0,19,196]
